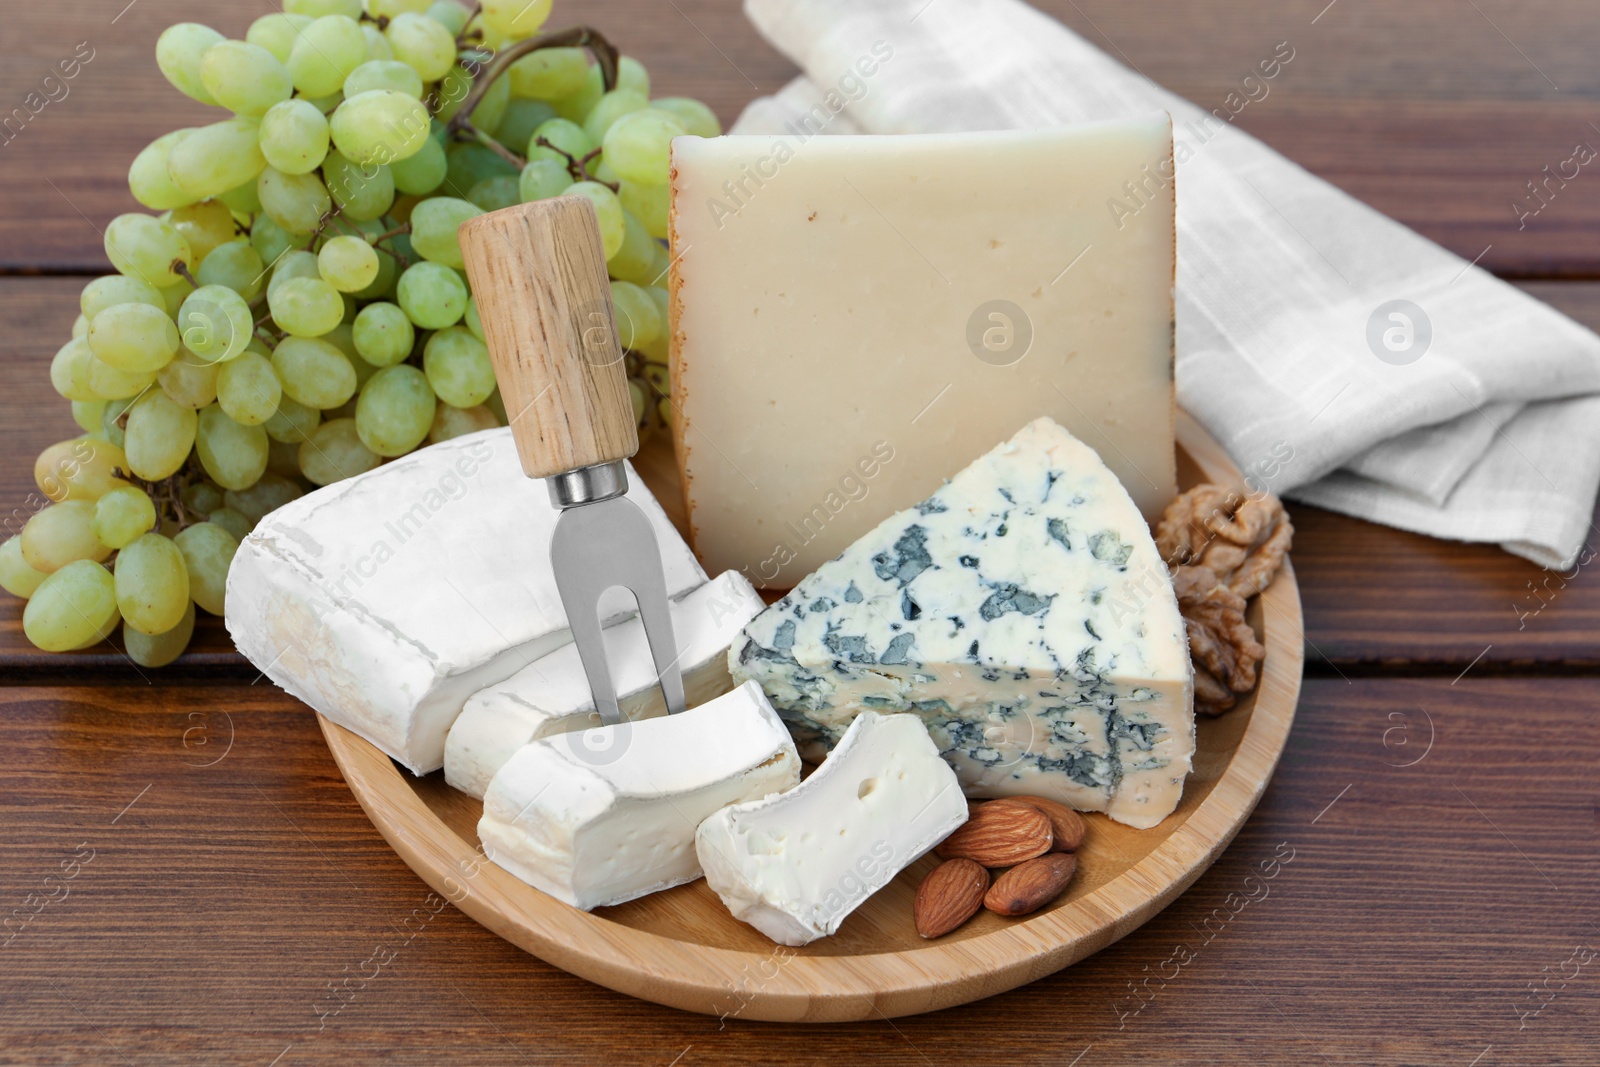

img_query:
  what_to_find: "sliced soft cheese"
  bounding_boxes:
[670,119,1177,586]
[444,570,766,798]
[225,428,706,774]
[478,680,799,910]
[696,710,967,946]
[730,417,1193,829]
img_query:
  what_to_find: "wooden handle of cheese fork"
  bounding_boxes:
[458,196,638,480]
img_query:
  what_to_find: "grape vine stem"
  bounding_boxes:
[170,260,200,291]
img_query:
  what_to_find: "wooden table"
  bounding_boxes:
[2,1,1596,1063]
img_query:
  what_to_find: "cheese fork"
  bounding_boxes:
[459,196,686,727]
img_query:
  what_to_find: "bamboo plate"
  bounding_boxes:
[317,411,1302,1022]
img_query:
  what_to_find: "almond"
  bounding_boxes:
[935,802,1051,867]
[913,858,989,938]
[983,852,1078,917]
[989,795,1086,852]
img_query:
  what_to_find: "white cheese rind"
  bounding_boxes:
[730,418,1194,829]
[224,428,706,774]
[477,680,800,910]
[444,570,766,798]
[670,119,1177,586]
[695,711,968,946]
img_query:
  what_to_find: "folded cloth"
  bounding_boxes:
[732,0,1600,568]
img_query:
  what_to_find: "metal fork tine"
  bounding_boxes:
[562,592,623,727]
[633,567,686,717]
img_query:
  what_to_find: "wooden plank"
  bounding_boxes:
[3,1,1599,274]
[0,678,1591,1060]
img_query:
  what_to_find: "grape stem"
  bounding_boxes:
[454,3,483,47]
[467,125,527,171]
[530,138,617,191]
[170,259,200,290]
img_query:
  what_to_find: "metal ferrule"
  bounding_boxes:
[547,461,629,509]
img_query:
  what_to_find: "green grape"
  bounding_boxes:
[251,214,296,267]
[467,175,520,212]
[609,280,661,350]
[409,197,481,268]
[606,210,658,285]
[21,502,110,573]
[217,352,283,425]
[629,377,646,424]
[125,390,199,480]
[0,536,48,599]
[85,355,157,402]
[246,12,313,63]
[445,141,518,194]
[385,12,456,82]
[166,118,266,202]
[93,486,157,550]
[297,89,345,114]
[508,48,586,100]
[323,151,395,221]
[272,336,357,408]
[34,438,130,503]
[129,129,198,211]
[287,15,367,98]
[497,101,558,157]
[613,55,650,96]
[564,181,625,258]
[218,177,264,216]
[485,388,507,424]
[551,63,604,124]
[317,236,379,293]
[159,278,194,319]
[583,90,649,143]
[469,67,512,135]
[463,296,483,341]
[124,600,195,667]
[603,109,685,185]
[178,285,253,363]
[269,249,322,295]
[429,402,498,444]
[173,523,239,617]
[424,0,470,36]
[23,560,118,652]
[367,0,431,17]
[618,178,669,240]
[300,417,380,485]
[641,360,668,399]
[196,241,266,301]
[170,201,238,265]
[270,277,344,338]
[285,0,361,16]
[351,301,415,366]
[528,117,594,166]
[196,406,270,491]
[182,480,224,517]
[88,304,179,374]
[259,99,330,175]
[223,472,301,525]
[105,213,192,288]
[100,397,134,447]
[645,284,670,330]
[591,158,619,186]
[206,507,254,543]
[200,41,293,117]
[396,262,467,329]
[390,134,447,195]
[157,23,225,105]
[114,533,190,635]
[158,352,220,409]
[330,90,430,166]
[651,97,721,139]
[265,395,320,443]
[81,275,165,319]
[72,315,90,340]
[72,400,107,434]
[344,59,424,100]
[356,364,435,456]
[355,248,398,301]
[422,327,494,408]
[258,167,332,236]
[481,0,551,38]
[361,22,393,62]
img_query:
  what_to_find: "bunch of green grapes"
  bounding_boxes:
[1,0,715,665]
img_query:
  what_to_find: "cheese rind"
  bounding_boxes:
[670,119,1177,586]
[730,418,1194,829]
[444,570,766,798]
[696,710,968,946]
[478,680,800,910]
[224,428,706,774]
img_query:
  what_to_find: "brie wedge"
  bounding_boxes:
[444,570,767,798]
[225,428,706,774]
[696,710,968,946]
[478,680,800,910]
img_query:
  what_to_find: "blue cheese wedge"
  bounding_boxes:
[444,571,766,799]
[730,418,1194,830]
[478,681,799,910]
[696,710,968,946]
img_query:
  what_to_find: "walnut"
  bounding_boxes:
[1172,565,1265,716]
[1156,484,1293,598]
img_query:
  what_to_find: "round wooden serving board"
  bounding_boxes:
[318,411,1302,1022]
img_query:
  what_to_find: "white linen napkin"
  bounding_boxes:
[731,0,1600,569]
